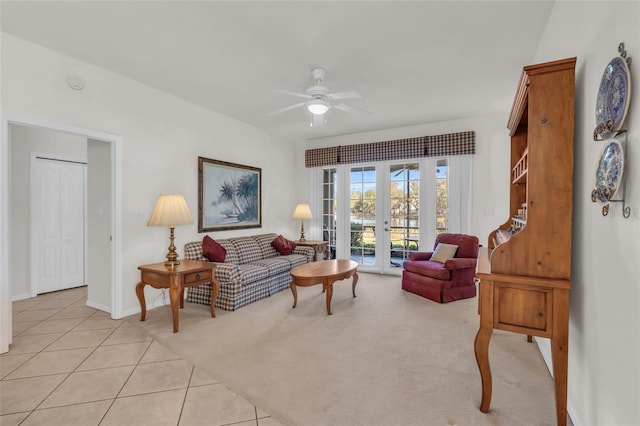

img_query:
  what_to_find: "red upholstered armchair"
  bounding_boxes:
[402,233,479,303]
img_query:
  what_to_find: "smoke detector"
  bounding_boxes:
[66,75,85,91]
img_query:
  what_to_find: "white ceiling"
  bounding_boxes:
[1,1,555,141]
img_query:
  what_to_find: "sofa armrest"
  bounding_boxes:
[293,245,314,262]
[212,263,241,291]
[408,251,434,261]
[443,258,477,270]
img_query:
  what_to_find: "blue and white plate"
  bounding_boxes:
[595,56,631,139]
[592,139,624,205]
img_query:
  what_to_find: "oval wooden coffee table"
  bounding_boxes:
[290,259,358,315]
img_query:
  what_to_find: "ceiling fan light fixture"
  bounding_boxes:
[269,68,366,120]
[307,99,330,115]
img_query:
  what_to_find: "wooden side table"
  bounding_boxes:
[136,260,217,333]
[294,240,330,261]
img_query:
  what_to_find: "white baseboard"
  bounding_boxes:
[85,298,163,320]
[11,293,32,301]
[85,299,111,314]
[119,302,170,320]
[114,289,172,319]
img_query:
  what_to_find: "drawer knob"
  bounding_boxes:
[195,273,201,280]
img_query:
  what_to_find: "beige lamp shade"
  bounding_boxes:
[148,194,193,266]
[292,203,312,220]
[147,194,194,227]
[292,203,312,241]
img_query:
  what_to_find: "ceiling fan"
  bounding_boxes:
[268,68,370,127]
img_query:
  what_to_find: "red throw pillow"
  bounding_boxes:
[202,235,226,262]
[271,235,297,255]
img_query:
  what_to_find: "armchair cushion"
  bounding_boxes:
[403,260,450,280]
[430,243,458,263]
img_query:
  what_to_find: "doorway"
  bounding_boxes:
[0,115,122,354]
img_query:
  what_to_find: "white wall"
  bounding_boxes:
[87,138,112,311]
[1,33,302,317]
[303,113,511,243]
[9,124,87,299]
[532,2,639,425]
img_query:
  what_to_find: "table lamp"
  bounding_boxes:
[147,194,194,266]
[292,203,312,242]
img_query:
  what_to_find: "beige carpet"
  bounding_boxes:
[132,273,559,426]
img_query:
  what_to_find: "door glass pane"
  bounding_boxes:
[322,168,337,259]
[436,159,448,234]
[350,166,376,265]
[389,163,419,267]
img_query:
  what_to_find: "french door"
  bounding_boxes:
[321,156,466,275]
[348,161,421,274]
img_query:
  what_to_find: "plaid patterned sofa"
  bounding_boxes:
[184,233,314,311]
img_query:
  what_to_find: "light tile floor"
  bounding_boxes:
[1,286,284,426]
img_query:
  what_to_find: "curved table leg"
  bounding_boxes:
[352,272,358,297]
[324,282,334,315]
[210,278,219,318]
[474,323,493,412]
[290,280,298,308]
[136,281,147,322]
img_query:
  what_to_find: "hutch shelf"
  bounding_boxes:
[474,57,576,426]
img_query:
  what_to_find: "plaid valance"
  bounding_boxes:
[305,131,475,168]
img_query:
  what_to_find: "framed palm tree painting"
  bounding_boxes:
[198,157,262,232]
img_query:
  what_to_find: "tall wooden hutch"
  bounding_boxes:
[474,57,576,426]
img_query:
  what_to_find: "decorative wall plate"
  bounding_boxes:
[592,139,624,205]
[595,56,631,139]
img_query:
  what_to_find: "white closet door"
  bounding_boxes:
[34,158,85,293]
[60,163,85,288]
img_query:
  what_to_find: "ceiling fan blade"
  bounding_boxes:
[275,89,312,99]
[311,113,325,127]
[267,102,305,116]
[332,102,371,116]
[327,91,362,100]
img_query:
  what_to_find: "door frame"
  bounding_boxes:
[30,154,88,297]
[1,113,123,354]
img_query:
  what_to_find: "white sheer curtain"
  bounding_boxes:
[449,154,473,234]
